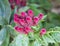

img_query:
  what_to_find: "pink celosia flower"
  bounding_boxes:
[14,13,19,18]
[14,17,19,24]
[33,17,39,25]
[14,10,44,34]
[9,0,27,9]
[20,0,27,6]
[28,10,34,17]
[15,0,20,5]
[38,13,44,20]
[20,12,27,18]
[14,26,24,33]
[14,26,20,32]
[19,19,26,26]
[14,14,19,24]
[40,28,46,36]
[26,16,32,24]
[24,26,32,34]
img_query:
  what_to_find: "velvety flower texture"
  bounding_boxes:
[14,10,44,34]
[40,28,46,36]
[9,0,27,9]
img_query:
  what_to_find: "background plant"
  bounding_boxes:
[0,0,60,46]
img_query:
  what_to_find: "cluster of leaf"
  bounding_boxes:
[0,0,60,46]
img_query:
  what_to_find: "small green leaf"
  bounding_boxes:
[7,25,19,37]
[42,34,55,43]
[51,32,60,42]
[33,40,42,46]
[9,34,29,46]
[0,16,8,25]
[18,6,29,13]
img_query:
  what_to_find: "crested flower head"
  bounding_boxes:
[14,10,44,34]
[9,0,27,9]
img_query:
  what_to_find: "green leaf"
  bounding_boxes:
[47,28,60,43]
[39,0,52,10]
[51,32,60,42]
[7,25,19,37]
[33,40,42,46]
[18,6,29,13]
[0,16,8,25]
[0,27,10,46]
[30,6,44,16]
[9,7,17,24]
[49,27,60,31]
[42,34,55,44]
[28,32,35,40]
[9,34,29,46]
[31,25,40,32]
[29,4,40,8]
[42,15,47,20]
[0,28,6,46]
[0,0,11,24]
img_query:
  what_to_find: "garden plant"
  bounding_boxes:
[0,0,60,46]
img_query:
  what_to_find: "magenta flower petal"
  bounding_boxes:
[14,13,20,24]
[40,28,46,36]
[15,0,20,5]
[14,17,19,24]
[33,17,39,25]
[14,26,24,33]
[14,10,45,35]
[20,12,27,17]
[20,0,27,6]
[14,13,19,18]
[19,19,26,26]
[26,16,33,25]
[24,26,32,33]
[38,13,44,20]
[28,10,34,17]
[14,26,20,32]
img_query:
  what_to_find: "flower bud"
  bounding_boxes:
[20,12,27,18]
[26,16,32,24]
[15,0,20,5]
[40,28,46,36]
[14,26,24,33]
[19,19,26,26]
[14,13,19,18]
[20,0,27,6]
[24,26,32,33]
[33,17,39,25]
[14,17,19,24]
[28,10,34,17]
[38,13,44,20]
[14,13,19,23]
